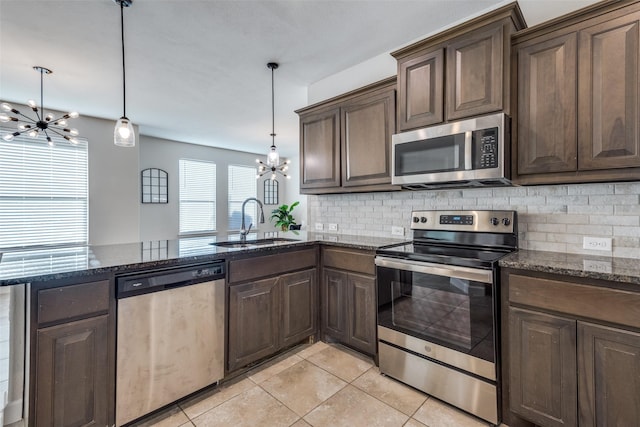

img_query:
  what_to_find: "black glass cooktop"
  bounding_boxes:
[376,242,512,269]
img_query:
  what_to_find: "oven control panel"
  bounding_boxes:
[410,210,516,233]
[439,214,474,225]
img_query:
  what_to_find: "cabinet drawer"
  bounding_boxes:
[228,248,317,283]
[322,247,375,276]
[38,280,110,325]
[509,274,640,329]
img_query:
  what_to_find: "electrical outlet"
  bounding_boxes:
[391,226,405,236]
[583,236,612,251]
[315,223,324,231]
[328,223,338,232]
[583,260,612,274]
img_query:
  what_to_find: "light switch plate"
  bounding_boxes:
[583,236,612,251]
[583,259,612,274]
[315,223,324,231]
[328,223,338,232]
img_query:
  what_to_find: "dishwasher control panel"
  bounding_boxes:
[117,261,225,298]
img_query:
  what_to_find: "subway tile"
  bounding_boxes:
[615,205,640,215]
[509,196,545,206]
[550,214,589,224]
[614,236,640,248]
[568,205,614,214]
[546,195,589,205]
[567,183,614,195]
[527,185,567,196]
[589,194,639,205]
[527,223,566,233]
[547,233,582,244]
[613,226,640,237]
[527,205,568,214]
[614,182,640,194]
[566,224,612,235]
[590,215,639,226]
[493,186,527,197]
[527,241,567,252]
[524,232,547,241]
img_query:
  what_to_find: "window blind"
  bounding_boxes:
[228,165,257,230]
[0,133,88,249]
[179,159,216,234]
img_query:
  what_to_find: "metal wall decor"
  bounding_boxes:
[141,168,168,203]
[263,179,278,205]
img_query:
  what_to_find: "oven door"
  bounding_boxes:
[375,256,496,379]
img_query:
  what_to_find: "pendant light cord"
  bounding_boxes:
[120,1,127,118]
[270,64,275,147]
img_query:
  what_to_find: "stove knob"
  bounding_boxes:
[420,217,428,223]
[412,217,420,223]
[490,217,499,226]
[502,218,511,226]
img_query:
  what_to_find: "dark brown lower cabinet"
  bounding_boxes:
[228,277,280,371]
[578,322,640,427]
[227,268,317,372]
[31,279,113,427]
[503,269,640,427]
[35,316,109,427]
[321,267,376,355]
[509,308,577,427]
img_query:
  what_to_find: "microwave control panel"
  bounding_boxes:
[473,127,498,169]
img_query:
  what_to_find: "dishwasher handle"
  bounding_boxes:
[117,261,225,298]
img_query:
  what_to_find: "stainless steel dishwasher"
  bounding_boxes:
[115,261,225,426]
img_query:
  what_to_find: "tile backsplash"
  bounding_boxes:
[307,182,640,259]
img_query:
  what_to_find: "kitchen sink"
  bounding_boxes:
[211,237,300,249]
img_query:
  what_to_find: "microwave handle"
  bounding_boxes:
[375,256,493,284]
[464,130,472,170]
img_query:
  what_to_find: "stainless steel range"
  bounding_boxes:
[375,210,517,425]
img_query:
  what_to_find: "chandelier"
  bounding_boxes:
[256,62,291,180]
[0,66,80,146]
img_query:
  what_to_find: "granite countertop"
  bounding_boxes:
[0,231,407,286]
[499,249,640,285]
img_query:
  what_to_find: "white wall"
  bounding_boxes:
[6,103,141,246]
[139,135,299,241]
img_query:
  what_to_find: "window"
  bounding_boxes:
[0,133,88,249]
[228,165,257,230]
[179,159,216,234]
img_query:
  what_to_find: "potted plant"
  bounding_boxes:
[270,201,299,231]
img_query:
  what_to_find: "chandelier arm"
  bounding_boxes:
[14,111,36,123]
[46,128,66,138]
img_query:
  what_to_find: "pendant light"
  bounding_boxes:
[256,62,291,180]
[114,0,135,147]
[0,66,80,146]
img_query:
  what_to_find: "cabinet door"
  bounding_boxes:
[509,308,577,427]
[578,322,640,427]
[517,33,578,175]
[228,277,280,371]
[341,88,396,187]
[446,23,503,120]
[397,49,444,130]
[299,107,341,189]
[35,315,109,427]
[322,268,348,341]
[578,11,640,171]
[347,273,377,355]
[281,269,317,347]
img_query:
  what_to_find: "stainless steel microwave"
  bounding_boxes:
[391,112,510,189]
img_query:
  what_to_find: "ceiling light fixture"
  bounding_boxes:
[114,0,135,147]
[256,62,290,180]
[0,66,80,146]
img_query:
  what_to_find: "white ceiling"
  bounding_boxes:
[0,0,599,158]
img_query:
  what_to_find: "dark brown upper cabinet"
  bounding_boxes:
[397,49,444,130]
[299,107,341,190]
[297,77,398,194]
[392,3,525,132]
[512,0,640,185]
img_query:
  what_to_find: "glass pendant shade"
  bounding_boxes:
[114,116,135,147]
[267,146,280,167]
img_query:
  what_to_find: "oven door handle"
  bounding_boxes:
[375,256,493,284]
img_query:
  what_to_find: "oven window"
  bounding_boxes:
[378,267,494,362]
[394,133,465,176]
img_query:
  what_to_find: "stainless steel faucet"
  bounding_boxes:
[240,197,265,242]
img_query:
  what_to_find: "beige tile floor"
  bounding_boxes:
[131,342,504,427]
